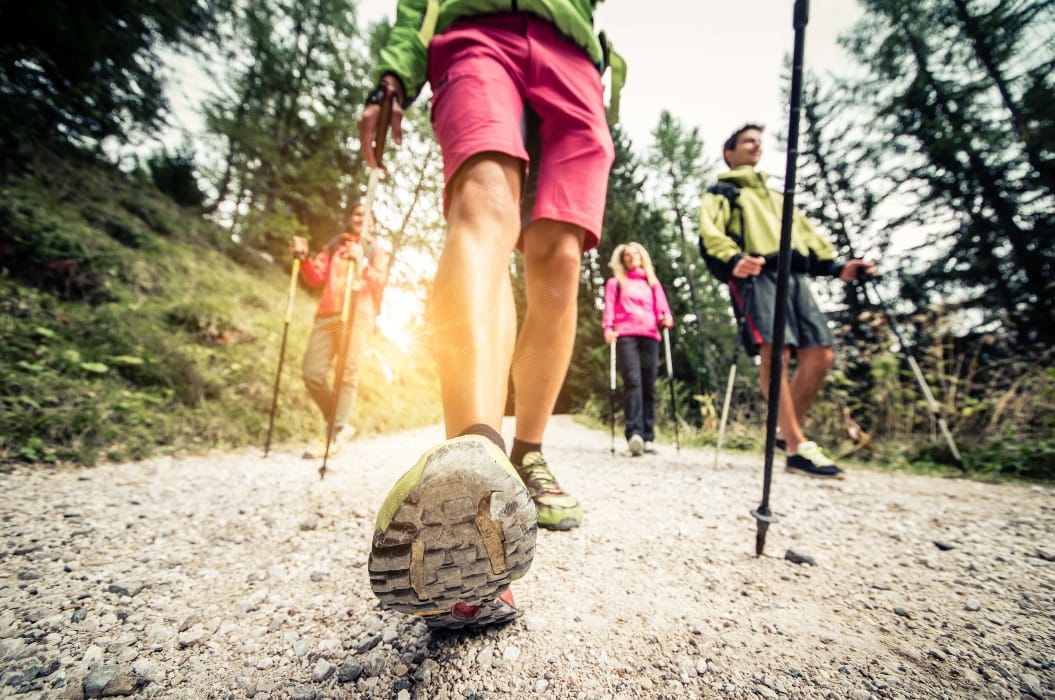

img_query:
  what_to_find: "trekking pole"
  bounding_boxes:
[862,276,966,472]
[263,256,301,457]
[714,280,754,469]
[753,0,808,557]
[662,327,680,452]
[319,85,397,480]
[609,340,617,455]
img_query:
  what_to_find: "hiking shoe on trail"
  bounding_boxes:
[643,441,657,454]
[367,436,537,630]
[786,441,844,479]
[406,587,523,631]
[628,434,644,456]
[515,452,583,531]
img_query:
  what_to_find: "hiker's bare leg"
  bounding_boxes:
[433,153,523,437]
[758,343,807,452]
[789,345,833,425]
[512,219,586,443]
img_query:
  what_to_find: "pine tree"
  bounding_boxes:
[0,0,225,158]
[842,0,1055,343]
[200,0,370,255]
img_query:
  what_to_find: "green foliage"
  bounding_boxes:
[833,0,1055,344]
[0,154,441,467]
[147,149,207,208]
[0,0,225,155]
[200,0,372,257]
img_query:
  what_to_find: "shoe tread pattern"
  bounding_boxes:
[368,441,537,618]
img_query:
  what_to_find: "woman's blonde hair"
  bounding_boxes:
[609,242,659,289]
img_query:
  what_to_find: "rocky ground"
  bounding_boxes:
[1,415,1053,699]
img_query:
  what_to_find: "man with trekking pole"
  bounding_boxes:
[290,201,389,462]
[699,123,876,479]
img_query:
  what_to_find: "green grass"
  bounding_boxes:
[0,151,441,467]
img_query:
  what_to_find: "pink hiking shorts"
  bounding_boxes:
[427,13,615,250]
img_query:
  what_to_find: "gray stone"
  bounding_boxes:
[785,549,817,566]
[311,659,335,682]
[337,658,363,683]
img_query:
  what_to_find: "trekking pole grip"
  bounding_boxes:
[374,85,398,168]
[794,0,809,28]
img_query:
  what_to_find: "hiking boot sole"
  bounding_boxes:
[368,437,537,629]
[410,589,522,631]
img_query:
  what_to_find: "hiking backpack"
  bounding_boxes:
[699,181,743,283]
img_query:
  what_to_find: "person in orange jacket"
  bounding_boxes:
[290,201,388,458]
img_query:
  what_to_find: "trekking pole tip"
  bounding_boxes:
[750,507,779,557]
[754,523,769,557]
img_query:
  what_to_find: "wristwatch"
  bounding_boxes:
[365,82,403,108]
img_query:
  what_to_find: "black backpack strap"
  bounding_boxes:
[699,182,745,283]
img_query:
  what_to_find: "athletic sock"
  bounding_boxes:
[457,424,506,454]
[509,438,542,467]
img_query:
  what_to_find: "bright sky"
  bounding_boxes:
[354,0,865,173]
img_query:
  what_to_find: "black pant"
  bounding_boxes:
[616,335,659,441]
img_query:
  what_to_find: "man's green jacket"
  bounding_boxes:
[698,165,842,282]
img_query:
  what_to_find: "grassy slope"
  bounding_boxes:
[0,152,441,467]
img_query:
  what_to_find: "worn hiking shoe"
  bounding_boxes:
[628,434,644,456]
[367,436,537,630]
[514,452,583,531]
[409,587,523,631]
[643,441,657,454]
[786,441,844,479]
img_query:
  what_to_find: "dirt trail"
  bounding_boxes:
[1,416,1053,699]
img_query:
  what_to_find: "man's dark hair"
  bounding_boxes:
[345,197,371,224]
[722,123,765,164]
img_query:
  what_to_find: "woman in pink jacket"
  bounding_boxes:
[603,242,674,456]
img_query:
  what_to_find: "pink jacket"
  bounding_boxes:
[602,269,672,341]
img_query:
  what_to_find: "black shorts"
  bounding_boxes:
[731,271,834,354]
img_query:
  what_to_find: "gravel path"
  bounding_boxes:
[2,416,1053,699]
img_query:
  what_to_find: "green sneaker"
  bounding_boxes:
[786,441,845,479]
[514,452,583,531]
[368,436,537,630]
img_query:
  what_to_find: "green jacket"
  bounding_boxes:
[698,165,841,282]
[376,0,624,121]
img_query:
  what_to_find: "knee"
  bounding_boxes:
[524,229,584,296]
[622,370,643,391]
[527,229,582,269]
[302,367,326,390]
[448,156,521,229]
[814,346,835,371]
